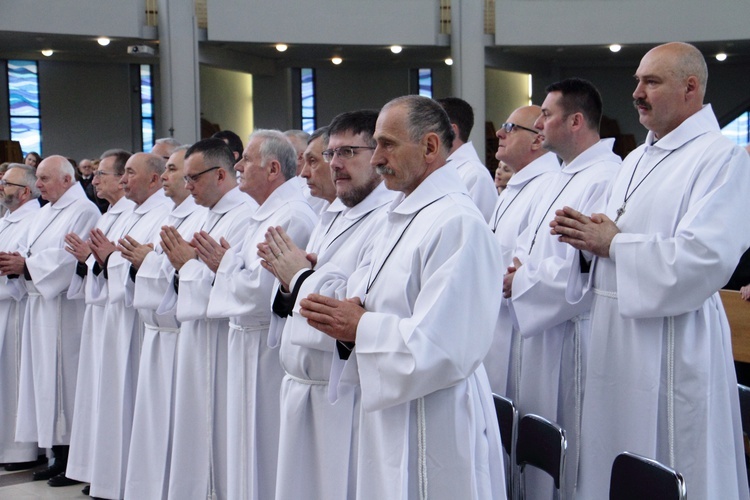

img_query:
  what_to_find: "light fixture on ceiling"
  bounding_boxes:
[276,44,288,52]
[716,52,727,61]
[444,57,453,66]
[41,49,54,57]
[609,44,622,53]
[97,37,111,46]
[331,56,343,65]
[390,45,402,54]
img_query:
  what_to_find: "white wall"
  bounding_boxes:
[200,65,254,143]
[0,0,145,38]
[495,0,750,46]
[208,0,441,45]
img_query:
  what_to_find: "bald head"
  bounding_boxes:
[121,152,165,205]
[633,42,707,138]
[35,155,76,204]
[495,105,545,172]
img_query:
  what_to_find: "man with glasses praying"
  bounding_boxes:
[4,156,100,486]
[65,149,135,495]
[502,78,620,499]
[484,105,559,399]
[437,97,498,222]
[260,110,394,500]
[160,138,256,500]
[0,165,44,472]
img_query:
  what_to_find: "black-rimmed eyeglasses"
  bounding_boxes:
[183,166,221,184]
[322,146,376,163]
[500,122,539,135]
[0,179,27,188]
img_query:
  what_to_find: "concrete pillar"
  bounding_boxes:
[157,0,200,143]
[450,0,486,158]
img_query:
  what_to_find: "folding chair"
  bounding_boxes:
[609,451,686,500]
[515,413,566,499]
[493,394,518,499]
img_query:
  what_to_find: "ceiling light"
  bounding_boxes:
[444,57,453,66]
[331,56,343,65]
[609,44,622,53]
[275,44,288,52]
[97,37,110,46]
[41,49,54,57]
[716,52,727,61]
[390,45,402,54]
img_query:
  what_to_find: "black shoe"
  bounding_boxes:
[82,484,90,495]
[47,472,83,487]
[32,461,65,481]
[4,455,48,471]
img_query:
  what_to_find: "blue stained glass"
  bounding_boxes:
[10,117,42,155]
[142,118,154,151]
[8,60,42,155]
[721,111,749,146]
[418,69,433,98]
[140,65,153,117]
[8,60,40,117]
[301,68,315,132]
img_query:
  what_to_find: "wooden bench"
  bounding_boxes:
[721,289,750,363]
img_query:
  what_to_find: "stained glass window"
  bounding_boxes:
[8,60,42,155]
[301,68,316,134]
[140,64,155,151]
[418,69,433,98]
[722,111,749,147]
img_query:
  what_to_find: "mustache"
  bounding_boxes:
[375,165,395,176]
[633,98,652,111]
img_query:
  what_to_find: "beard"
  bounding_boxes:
[338,174,382,208]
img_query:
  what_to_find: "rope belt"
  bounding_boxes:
[592,288,617,298]
[144,323,180,334]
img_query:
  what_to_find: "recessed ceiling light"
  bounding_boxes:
[331,56,343,65]
[445,57,453,66]
[97,37,111,46]
[716,52,727,61]
[390,45,402,54]
[609,44,622,53]
[41,49,54,57]
[275,44,288,52]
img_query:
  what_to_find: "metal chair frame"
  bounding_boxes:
[609,451,686,500]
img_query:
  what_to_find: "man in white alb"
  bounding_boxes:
[503,78,620,499]
[552,42,750,499]
[299,96,506,500]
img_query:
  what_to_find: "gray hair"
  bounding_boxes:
[283,129,310,143]
[251,129,298,181]
[100,149,132,175]
[144,153,167,175]
[155,137,182,148]
[7,164,40,198]
[383,95,454,153]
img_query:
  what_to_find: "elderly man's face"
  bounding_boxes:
[300,135,335,202]
[496,108,540,170]
[35,159,70,203]
[632,47,691,139]
[235,137,271,204]
[92,156,123,205]
[120,153,157,205]
[328,131,380,208]
[79,160,93,177]
[0,168,29,211]
[371,104,430,196]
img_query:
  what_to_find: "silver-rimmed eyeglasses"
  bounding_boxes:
[322,146,376,163]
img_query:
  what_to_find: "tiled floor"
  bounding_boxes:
[0,467,88,499]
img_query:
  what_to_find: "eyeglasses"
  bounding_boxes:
[183,166,221,184]
[0,179,26,188]
[93,170,121,178]
[322,146,376,163]
[500,122,539,135]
